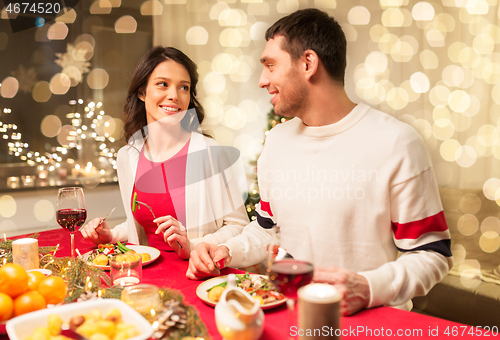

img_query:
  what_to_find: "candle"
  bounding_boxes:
[3,233,6,241]
[298,284,341,340]
[12,238,40,271]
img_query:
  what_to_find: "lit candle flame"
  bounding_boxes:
[3,233,6,241]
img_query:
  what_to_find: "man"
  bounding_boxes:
[187,8,452,316]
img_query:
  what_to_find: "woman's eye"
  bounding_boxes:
[181,85,189,91]
[157,82,167,87]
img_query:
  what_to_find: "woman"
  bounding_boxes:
[81,47,249,259]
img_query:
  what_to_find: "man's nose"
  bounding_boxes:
[258,69,269,88]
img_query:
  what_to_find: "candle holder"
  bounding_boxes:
[298,284,341,340]
[121,284,162,323]
[110,254,142,286]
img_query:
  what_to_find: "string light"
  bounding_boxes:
[1,99,119,179]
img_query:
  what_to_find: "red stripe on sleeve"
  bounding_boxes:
[259,200,273,217]
[392,211,448,240]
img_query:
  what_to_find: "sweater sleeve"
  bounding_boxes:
[359,166,453,308]
[221,145,275,268]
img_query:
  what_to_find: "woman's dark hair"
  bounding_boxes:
[265,8,347,85]
[122,46,209,143]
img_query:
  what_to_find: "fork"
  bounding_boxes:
[135,200,183,249]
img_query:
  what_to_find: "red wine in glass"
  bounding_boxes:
[268,260,314,300]
[56,187,86,257]
[56,209,87,232]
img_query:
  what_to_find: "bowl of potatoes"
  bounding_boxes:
[6,299,153,340]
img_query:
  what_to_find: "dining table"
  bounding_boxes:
[1,229,499,340]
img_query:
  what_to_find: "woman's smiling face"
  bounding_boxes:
[139,59,191,126]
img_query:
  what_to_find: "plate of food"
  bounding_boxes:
[82,242,160,270]
[196,272,287,310]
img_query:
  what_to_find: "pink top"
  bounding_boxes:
[132,140,190,251]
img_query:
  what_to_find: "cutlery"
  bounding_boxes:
[135,200,183,249]
[78,207,115,231]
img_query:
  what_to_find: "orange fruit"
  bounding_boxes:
[13,291,46,317]
[37,276,67,305]
[27,271,46,291]
[0,264,29,298]
[0,292,13,321]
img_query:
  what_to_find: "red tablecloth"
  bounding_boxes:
[2,230,499,339]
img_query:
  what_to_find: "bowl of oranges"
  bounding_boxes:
[0,263,67,327]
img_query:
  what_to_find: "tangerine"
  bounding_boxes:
[13,291,46,317]
[27,271,47,291]
[37,276,67,305]
[0,292,13,321]
[0,264,29,298]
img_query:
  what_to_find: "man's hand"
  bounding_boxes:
[186,242,231,280]
[313,266,370,316]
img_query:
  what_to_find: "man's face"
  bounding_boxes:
[258,36,308,118]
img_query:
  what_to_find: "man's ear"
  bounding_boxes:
[303,49,319,81]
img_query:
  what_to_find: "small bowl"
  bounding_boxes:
[6,299,153,340]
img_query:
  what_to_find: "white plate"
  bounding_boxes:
[6,299,153,340]
[196,274,287,310]
[82,245,160,270]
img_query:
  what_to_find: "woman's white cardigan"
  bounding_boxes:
[110,130,249,249]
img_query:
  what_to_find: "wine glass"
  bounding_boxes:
[266,226,314,338]
[56,187,87,257]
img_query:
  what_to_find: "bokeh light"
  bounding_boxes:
[0,77,18,98]
[57,125,78,147]
[87,68,109,90]
[457,214,479,236]
[140,0,163,15]
[186,26,209,45]
[412,2,435,20]
[56,8,77,23]
[90,0,112,14]
[47,22,68,40]
[34,200,54,223]
[32,81,52,102]
[276,0,299,13]
[459,193,482,214]
[114,15,137,34]
[480,216,500,234]
[0,195,16,218]
[479,231,500,253]
[348,6,370,25]
[49,73,71,95]
[41,115,62,138]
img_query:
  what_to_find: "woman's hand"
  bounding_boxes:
[80,217,113,245]
[155,215,190,259]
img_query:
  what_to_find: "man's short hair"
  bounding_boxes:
[265,8,347,85]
